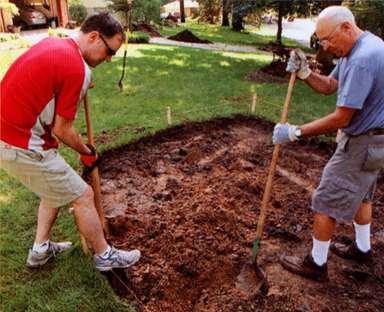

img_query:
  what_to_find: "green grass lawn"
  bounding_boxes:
[0,42,335,311]
[160,20,312,51]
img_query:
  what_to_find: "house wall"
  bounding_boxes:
[161,1,199,17]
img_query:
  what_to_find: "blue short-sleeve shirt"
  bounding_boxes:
[330,31,384,135]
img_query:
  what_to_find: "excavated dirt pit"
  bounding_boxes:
[94,116,384,312]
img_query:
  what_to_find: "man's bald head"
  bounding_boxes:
[315,6,362,57]
[317,5,356,28]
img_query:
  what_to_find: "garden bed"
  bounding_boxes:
[95,115,384,312]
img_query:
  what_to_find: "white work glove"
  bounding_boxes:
[272,123,300,145]
[286,49,311,80]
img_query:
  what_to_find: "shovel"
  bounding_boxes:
[80,94,109,253]
[236,72,297,296]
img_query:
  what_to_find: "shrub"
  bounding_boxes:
[69,3,87,25]
[47,27,68,38]
[348,0,384,39]
[129,31,150,43]
[0,33,20,42]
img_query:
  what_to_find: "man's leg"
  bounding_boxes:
[354,202,372,224]
[353,202,372,252]
[311,212,336,266]
[330,202,373,261]
[71,185,108,255]
[34,200,60,244]
[72,185,141,271]
[313,212,336,241]
[27,201,72,268]
[279,212,335,282]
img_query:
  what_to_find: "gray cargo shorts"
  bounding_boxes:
[0,141,87,208]
[311,132,384,222]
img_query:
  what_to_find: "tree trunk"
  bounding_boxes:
[276,2,283,44]
[180,0,185,23]
[0,9,6,33]
[222,0,230,27]
[232,4,244,32]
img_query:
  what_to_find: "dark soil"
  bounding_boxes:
[245,61,289,84]
[96,115,384,312]
[132,23,162,37]
[168,29,212,44]
[247,44,336,83]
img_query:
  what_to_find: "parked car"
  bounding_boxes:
[14,7,47,29]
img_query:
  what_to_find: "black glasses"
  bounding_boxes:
[99,34,116,56]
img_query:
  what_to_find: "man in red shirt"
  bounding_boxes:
[0,13,140,271]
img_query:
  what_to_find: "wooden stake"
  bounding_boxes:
[166,106,172,125]
[251,93,257,114]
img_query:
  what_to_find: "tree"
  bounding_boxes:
[311,0,342,14]
[131,0,161,24]
[222,0,231,26]
[232,0,265,31]
[346,0,384,38]
[68,0,87,25]
[0,0,19,16]
[263,1,311,44]
[0,0,19,32]
[108,0,133,28]
[180,0,185,23]
[198,0,221,24]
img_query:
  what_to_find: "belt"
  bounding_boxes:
[364,128,384,136]
[349,128,384,137]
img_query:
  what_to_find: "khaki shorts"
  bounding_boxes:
[0,141,87,208]
[311,132,384,222]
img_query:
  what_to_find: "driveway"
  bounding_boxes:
[258,18,316,47]
[20,28,76,45]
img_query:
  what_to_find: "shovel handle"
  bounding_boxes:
[255,72,297,240]
[84,94,109,236]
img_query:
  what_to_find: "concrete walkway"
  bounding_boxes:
[149,37,262,53]
[18,28,265,54]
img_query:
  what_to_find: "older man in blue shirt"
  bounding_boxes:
[273,5,384,281]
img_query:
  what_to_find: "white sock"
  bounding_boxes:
[98,245,111,258]
[32,240,50,253]
[311,237,330,266]
[353,222,371,252]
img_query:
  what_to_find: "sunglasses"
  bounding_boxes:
[99,34,117,56]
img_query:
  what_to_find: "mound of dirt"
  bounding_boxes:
[245,60,289,83]
[168,29,212,44]
[132,23,161,37]
[94,116,384,312]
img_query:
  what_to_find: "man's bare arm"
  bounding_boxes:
[305,72,338,95]
[301,106,356,137]
[52,115,92,155]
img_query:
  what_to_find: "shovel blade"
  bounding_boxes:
[236,260,268,297]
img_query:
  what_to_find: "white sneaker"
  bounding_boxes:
[94,246,141,271]
[26,241,72,268]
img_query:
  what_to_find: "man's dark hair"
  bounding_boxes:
[80,12,124,39]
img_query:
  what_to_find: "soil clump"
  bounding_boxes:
[132,23,162,37]
[168,29,212,44]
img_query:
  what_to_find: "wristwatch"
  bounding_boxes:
[294,127,302,139]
